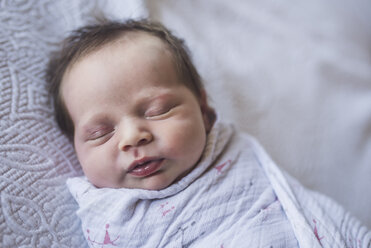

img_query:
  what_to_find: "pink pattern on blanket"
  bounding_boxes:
[313,219,324,245]
[86,224,120,247]
[159,201,175,217]
[215,160,232,173]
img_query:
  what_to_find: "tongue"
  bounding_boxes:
[132,161,152,172]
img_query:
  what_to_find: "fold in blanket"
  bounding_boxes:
[67,121,371,248]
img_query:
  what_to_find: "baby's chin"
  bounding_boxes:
[132,175,177,191]
[90,176,174,191]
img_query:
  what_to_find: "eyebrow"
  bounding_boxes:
[139,88,175,101]
[145,91,174,102]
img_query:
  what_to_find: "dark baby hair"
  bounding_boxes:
[46,18,215,138]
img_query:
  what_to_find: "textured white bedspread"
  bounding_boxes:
[0,1,146,247]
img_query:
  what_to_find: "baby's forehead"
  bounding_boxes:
[110,31,170,56]
[122,31,163,44]
[69,31,174,75]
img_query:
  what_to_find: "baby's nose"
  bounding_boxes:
[118,120,153,151]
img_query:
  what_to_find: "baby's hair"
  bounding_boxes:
[47,18,214,138]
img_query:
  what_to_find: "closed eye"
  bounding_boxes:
[144,104,174,118]
[87,127,114,141]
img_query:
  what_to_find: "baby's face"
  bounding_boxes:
[61,33,207,190]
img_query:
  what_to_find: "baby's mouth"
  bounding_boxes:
[128,158,164,177]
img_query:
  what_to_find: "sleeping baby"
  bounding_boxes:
[47,18,370,247]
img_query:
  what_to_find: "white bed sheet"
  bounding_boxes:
[147,0,371,227]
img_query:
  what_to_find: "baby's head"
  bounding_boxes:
[47,19,216,190]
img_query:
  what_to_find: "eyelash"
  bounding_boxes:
[87,128,114,141]
[144,104,173,118]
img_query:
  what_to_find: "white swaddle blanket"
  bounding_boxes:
[67,121,370,248]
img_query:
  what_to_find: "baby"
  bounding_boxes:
[47,19,370,248]
[48,19,216,191]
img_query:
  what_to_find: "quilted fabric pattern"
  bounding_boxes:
[0,1,146,247]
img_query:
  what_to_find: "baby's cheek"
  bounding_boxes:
[78,147,106,176]
[163,121,206,159]
[80,148,119,188]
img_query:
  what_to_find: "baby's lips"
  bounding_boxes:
[127,157,165,177]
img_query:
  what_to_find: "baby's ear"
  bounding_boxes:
[200,89,216,133]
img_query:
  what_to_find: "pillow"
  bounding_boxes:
[0,1,146,247]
